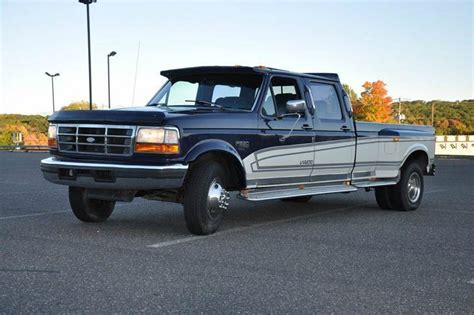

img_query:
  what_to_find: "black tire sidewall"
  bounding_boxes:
[68,187,115,222]
[281,195,312,202]
[183,162,226,235]
[397,163,424,211]
[375,186,393,210]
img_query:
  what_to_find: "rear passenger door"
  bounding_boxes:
[248,76,314,188]
[306,80,356,185]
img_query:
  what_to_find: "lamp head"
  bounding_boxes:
[78,0,97,4]
[108,51,117,57]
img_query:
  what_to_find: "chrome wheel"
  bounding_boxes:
[407,172,421,203]
[207,179,230,218]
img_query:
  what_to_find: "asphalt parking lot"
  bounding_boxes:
[0,151,473,313]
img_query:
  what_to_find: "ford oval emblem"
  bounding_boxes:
[86,137,95,143]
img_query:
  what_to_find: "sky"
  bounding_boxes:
[0,0,473,115]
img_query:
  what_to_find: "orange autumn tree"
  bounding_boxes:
[353,80,393,122]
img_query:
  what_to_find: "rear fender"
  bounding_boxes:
[401,144,430,171]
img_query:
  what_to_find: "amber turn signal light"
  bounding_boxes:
[48,138,57,148]
[134,143,179,154]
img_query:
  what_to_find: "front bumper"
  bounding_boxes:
[40,157,188,190]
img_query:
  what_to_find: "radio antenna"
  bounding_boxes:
[132,40,141,106]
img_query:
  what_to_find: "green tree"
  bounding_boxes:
[342,83,358,104]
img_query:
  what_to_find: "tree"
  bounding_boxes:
[342,83,358,104]
[356,80,393,122]
[61,101,97,111]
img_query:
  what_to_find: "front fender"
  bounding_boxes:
[184,139,244,167]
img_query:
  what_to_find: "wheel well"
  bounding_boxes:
[187,151,246,190]
[403,150,429,174]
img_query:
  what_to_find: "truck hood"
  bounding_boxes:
[49,106,173,125]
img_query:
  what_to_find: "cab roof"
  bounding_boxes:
[160,66,340,82]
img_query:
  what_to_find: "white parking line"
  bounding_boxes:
[0,201,149,221]
[148,203,368,249]
[0,189,64,197]
[0,210,69,220]
[429,209,474,215]
[468,278,474,285]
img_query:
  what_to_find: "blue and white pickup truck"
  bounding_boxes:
[41,66,436,235]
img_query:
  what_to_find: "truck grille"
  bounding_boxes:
[57,124,135,156]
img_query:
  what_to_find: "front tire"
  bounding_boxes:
[68,187,115,222]
[183,161,230,235]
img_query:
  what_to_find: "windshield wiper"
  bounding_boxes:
[185,100,246,112]
[185,99,223,108]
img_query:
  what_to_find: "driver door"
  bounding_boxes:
[248,76,314,188]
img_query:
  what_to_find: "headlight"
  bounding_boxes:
[135,127,180,154]
[47,124,57,148]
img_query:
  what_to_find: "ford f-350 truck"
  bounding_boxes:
[41,66,436,235]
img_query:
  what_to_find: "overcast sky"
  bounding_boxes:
[1,0,472,115]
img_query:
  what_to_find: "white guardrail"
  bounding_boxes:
[436,135,474,156]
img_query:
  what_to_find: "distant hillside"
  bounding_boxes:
[397,100,474,134]
[0,114,49,146]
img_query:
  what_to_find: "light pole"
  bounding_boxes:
[79,0,96,110]
[431,101,435,126]
[45,72,60,113]
[107,51,117,109]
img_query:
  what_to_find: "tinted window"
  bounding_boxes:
[261,88,277,117]
[310,83,342,120]
[166,81,198,105]
[149,74,263,110]
[270,77,301,115]
[212,85,241,102]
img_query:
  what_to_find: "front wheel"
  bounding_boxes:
[68,187,115,222]
[183,161,230,235]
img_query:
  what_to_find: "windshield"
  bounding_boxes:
[148,74,264,111]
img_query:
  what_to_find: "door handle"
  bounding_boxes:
[340,125,350,132]
[302,124,312,130]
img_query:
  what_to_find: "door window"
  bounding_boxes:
[261,88,277,117]
[270,77,302,116]
[309,83,342,120]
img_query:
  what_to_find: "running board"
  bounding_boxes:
[352,180,397,188]
[240,184,358,201]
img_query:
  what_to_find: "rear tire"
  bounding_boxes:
[375,186,393,209]
[389,162,424,211]
[68,187,115,222]
[183,161,229,235]
[280,195,312,202]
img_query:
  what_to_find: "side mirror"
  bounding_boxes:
[343,95,353,118]
[286,100,306,114]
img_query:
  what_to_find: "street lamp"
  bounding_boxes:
[107,51,117,109]
[78,0,97,110]
[45,72,60,113]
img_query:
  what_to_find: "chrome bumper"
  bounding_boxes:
[40,157,188,190]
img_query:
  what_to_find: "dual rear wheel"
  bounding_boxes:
[375,162,424,211]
